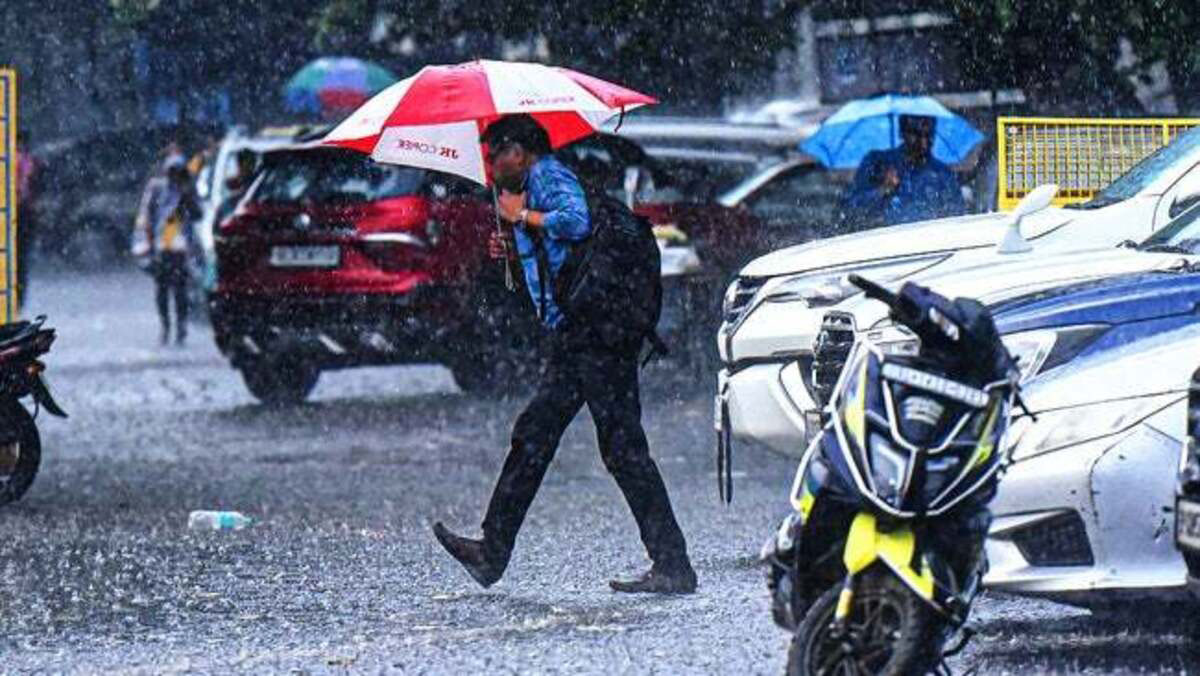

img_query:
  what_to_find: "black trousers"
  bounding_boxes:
[153,252,189,337]
[481,334,691,573]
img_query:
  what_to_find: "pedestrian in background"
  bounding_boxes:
[133,156,198,346]
[433,114,697,595]
[14,129,39,309]
[840,114,965,227]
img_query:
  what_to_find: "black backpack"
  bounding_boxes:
[537,191,666,359]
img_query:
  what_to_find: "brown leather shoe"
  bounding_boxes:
[432,522,503,588]
[609,564,697,595]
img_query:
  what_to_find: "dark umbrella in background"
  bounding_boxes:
[283,57,398,118]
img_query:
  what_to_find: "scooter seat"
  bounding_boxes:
[0,321,39,350]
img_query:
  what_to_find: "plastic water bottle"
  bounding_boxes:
[188,510,252,531]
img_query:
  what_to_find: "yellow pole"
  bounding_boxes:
[0,68,15,323]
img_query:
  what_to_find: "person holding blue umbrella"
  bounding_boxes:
[803,94,979,227]
[840,114,965,227]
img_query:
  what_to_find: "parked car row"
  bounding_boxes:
[718,123,1200,614]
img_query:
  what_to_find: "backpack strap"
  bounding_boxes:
[528,228,552,322]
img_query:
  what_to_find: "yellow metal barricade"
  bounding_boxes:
[997,116,1200,211]
[0,68,15,322]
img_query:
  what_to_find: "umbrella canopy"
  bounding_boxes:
[800,94,983,170]
[322,59,656,185]
[284,57,398,115]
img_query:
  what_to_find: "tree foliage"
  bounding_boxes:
[308,0,798,110]
[545,0,800,111]
[10,0,1198,146]
[940,0,1142,113]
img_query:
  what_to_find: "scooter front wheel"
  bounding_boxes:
[0,400,40,507]
[788,568,941,676]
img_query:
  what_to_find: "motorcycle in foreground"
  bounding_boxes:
[761,276,1020,675]
[0,316,66,507]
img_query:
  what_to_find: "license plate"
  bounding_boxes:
[1177,498,1200,552]
[270,245,340,268]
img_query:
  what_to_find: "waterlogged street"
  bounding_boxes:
[1,268,1197,674]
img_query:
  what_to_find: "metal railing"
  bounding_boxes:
[997,116,1200,210]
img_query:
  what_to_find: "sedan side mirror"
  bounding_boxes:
[1012,183,1058,218]
[998,184,1058,254]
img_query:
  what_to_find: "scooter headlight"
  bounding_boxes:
[868,432,907,506]
[921,452,964,503]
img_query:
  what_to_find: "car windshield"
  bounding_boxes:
[1068,125,1200,209]
[1139,200,1200,253]
[251,149,425,204]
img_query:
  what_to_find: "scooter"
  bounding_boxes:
[0,316,67,507]
[761,276,1020,675]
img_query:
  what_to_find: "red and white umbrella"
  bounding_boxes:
[323,59,656,184]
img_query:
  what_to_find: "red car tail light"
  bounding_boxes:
[359,232,430,272]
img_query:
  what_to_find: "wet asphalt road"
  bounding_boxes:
[2,268,1198,674]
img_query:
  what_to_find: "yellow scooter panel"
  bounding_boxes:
[842,512,935,600]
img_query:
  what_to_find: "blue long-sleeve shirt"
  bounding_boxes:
[512,155,591,328]
[841,148,965,226]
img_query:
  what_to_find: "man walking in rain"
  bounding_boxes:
[841,114,965,226]
[433,114,697,595]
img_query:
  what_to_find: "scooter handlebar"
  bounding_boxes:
[848,274,920,326]
[848,274,899,307]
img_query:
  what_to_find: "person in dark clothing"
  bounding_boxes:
[840,114,965,227]
[433,115,696,595]
[133,156,198,345]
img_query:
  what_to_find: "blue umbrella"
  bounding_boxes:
[801,94,983,170]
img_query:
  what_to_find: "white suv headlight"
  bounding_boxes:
[722,278,741,316]
[1008,392,1182,461]
[769,274,857,306]
[758,254,952,309]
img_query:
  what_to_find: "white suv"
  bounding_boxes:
[718,125,1200,456]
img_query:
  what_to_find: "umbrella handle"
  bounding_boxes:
[492,186,515,291]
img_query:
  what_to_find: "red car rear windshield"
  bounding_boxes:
[251,149,425,205]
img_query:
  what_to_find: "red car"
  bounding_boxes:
[211,134,763,404]
[211,144,540,403]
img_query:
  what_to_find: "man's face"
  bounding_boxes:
[901,119,934,165]
[488,142,530,192]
